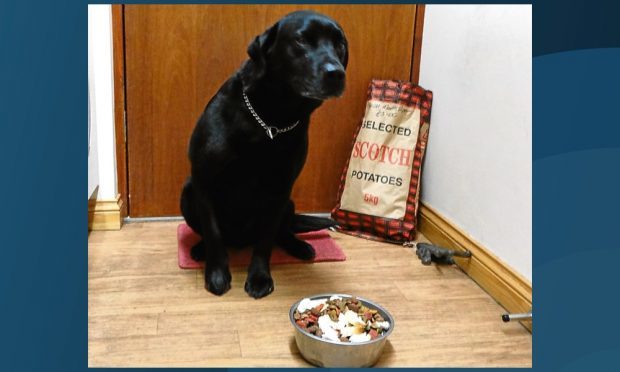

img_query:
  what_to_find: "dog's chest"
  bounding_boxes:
[223,135,308,192]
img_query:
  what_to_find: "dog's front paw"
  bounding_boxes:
[282,237,316,260]
[205,267,232,296]
[244,272,274,299]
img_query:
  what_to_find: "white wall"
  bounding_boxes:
[419,5,532,281]
[88,4,117,200]
[88,87,99,198]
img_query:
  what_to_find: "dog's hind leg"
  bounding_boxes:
[181,177,231,295]
[181,177,202,233]
[181,178,206,261]
[189,241,206,261]
[278,233,316,260]
[276,200,316,260]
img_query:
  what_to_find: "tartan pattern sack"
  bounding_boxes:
[331,79,433,243]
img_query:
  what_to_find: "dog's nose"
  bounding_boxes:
[323,63,345,82]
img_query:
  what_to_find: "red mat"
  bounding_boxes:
[177,223,346,269]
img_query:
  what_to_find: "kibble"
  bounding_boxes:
[294,296,390,343]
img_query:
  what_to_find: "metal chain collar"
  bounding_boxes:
[242,91,300,140]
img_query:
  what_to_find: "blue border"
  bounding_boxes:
[1,0,619,370]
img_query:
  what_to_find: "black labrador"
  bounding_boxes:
[180,11,348,298]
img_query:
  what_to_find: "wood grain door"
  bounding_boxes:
[124,5,420,217]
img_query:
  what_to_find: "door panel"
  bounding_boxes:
[125,5,418,216]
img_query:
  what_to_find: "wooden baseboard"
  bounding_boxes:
[88,194,124,231]
[418,203,532,332]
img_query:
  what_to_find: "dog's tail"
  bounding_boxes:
[292,214,338,233]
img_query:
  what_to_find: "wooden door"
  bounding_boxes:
[124,5,420,217]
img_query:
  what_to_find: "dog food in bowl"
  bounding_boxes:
[290,294,395,367]
[293,295,391,343]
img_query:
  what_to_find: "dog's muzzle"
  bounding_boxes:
[321,62,346,97]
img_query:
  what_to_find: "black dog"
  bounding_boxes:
[180,11,348,298]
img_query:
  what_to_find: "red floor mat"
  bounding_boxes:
[177,223,346,269]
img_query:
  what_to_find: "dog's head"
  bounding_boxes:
[243,10,348,100]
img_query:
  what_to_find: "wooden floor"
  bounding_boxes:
[88,221,531,367]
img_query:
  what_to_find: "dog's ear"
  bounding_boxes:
[246,22,280,77]
[341,37,349,69]
[335,23,349,69]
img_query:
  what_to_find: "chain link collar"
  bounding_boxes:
[242,91,300,140]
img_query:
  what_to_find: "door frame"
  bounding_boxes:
[112,4,128,217]
[111,4,426,217]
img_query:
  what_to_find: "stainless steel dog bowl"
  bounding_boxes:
[289,293,394,367]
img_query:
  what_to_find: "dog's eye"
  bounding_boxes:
[296,35,307,45]
[336,43,346,56]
